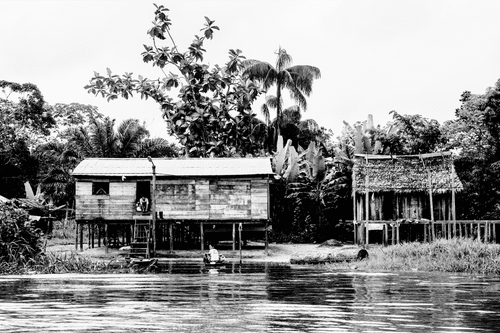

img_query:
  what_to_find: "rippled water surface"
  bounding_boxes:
[1,262,500,332]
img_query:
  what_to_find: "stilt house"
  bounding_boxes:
[72,157,273,255]
[352,152,463,222]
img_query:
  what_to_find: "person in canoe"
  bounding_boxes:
[204,244,224,264]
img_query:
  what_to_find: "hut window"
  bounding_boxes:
[92,182,109,195]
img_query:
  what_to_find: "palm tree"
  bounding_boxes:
[35,141,80,206]
[243,47,321,142]
[69,117,179,158]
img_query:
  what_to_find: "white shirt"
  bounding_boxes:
[209,248,219,262]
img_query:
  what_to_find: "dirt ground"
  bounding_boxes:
[45,240,364,264]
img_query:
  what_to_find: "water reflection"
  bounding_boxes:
[1,263,500,332]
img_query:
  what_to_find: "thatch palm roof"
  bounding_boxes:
[353,152,463,194]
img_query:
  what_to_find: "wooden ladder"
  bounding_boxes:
[130,216,152,258]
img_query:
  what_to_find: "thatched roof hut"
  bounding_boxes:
[352,152,463,222]
[353,152,463,194]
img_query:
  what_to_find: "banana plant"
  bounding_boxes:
[273,137,325,183]
[349,114,383,154]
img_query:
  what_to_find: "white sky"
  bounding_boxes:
[2,0,500,140]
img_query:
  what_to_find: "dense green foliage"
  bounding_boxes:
[85,5,269,157]
[0,202,43,265]
[0,81,55,198]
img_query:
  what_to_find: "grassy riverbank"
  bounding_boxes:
[340,238,500,275]
[4,235,500,275]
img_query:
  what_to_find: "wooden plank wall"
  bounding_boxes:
[155,178,268,220]
[75,177,269,221]
[75,181,136,220]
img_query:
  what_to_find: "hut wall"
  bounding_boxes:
[75,181,136,220]
[75,177,269,222]
[434,194,451,220]
[155,177,268,220]
[355,192,434,221]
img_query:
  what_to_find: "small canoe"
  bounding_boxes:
[203,254,226,267]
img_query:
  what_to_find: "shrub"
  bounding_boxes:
[0,202,43,265]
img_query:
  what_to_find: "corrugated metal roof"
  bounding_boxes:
[72,157,273,177]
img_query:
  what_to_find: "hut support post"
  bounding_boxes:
[427,170,435,242]
[352,172,357,245]
[232,223,236,251]
[98,225,101,247]
[169,222,173,251]
[364,156,370,247]
[383,223,388,246]
[493,223,497,243]
[477,222,481,241]
[451,162,457,238]
[200,222,204,252]
[239,223,242,264]
[265,221,269,256]
[79,223,84,252]
[353,221,358,245]
[391,223,395,245]
[104,223,108,254]
[396,223,400,244]
[75,222,79,251]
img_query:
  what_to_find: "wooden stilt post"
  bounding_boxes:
[239,223,242,264]
[431,220,435,241]
[396,223,400,244]
[200,222,204,252]
[169,222,173,252]
[232,223,236,251]
[352,170,357,245]
[104,223,108,254]
[80,222,84,252]
[477,222,481,241]
[364,155,370,247]
[383,223,388,246]
[391,223,395,245]
[486,222,490,242]
[75,221,79,251]
[423,156,435,243]
[91,223,95,248]
[265,221,269,256]
[493,222,497,243]
[353,222,358,245]
[451,161,457,238]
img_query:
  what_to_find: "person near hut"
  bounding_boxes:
[139,196,149,212]
[204,244,221,263]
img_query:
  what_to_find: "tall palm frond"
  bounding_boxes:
[116,119,149,157]
[136,138,179,158]
[242,47,320,141]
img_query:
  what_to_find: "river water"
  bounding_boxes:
[1,262,500,332]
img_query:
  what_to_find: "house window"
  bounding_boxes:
[92,182,109,195]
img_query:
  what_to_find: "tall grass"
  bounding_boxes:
[355,238,500,275]
[0,252,111,275]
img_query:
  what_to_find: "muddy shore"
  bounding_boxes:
[46,240,365,264]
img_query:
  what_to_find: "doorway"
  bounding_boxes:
[136,181,151,211]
